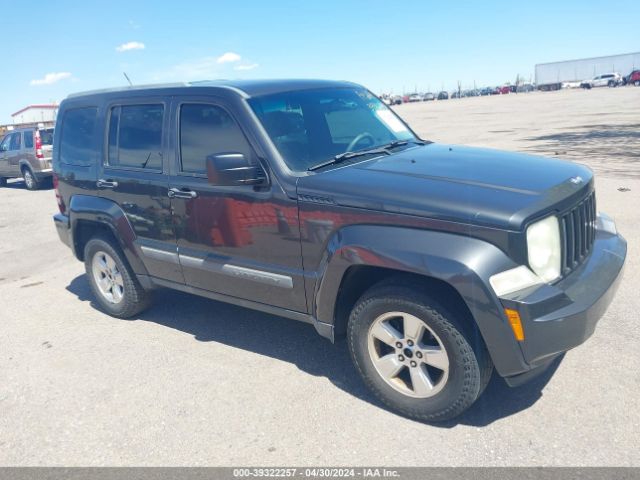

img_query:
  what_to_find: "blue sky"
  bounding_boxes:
[1,0,638,123]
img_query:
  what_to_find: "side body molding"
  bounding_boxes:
[68,194,148,276]
[312,225,529,376]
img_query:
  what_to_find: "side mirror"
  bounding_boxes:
[206,152,267,187]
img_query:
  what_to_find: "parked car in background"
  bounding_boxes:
[516,83,535,93]
[624,70,640,86]
[580,73,622,89]
[437,91,449,100]
[423,92,435,101]
[0,126,54,190]
[465,89,480,97]
[390,95,403,105]
[480,87,494,96]
[408,93,422,103]
[451,91,462,99]
[51,79,626,422]
[498,86,511,95]
[402,95,410,103]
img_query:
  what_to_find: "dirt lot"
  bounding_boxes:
[398,87,640,178]
[0,87,638,466]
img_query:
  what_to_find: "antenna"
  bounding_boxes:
[123,72,133,86]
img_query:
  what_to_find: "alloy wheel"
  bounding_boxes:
[367,311,449,398]
[91,251,125,304]
[24,170,35,189]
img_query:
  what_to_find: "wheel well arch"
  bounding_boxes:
[19,161,33,173]
[332,265,477,340]
[72,219,118,261]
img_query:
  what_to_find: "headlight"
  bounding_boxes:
[527,215,561,282]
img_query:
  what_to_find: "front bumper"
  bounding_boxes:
[499,213,626,377]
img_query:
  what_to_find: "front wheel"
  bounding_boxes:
[0,177,6,187]
[348,283,492,422]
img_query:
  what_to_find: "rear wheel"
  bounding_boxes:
[0,177,6,187]
[348,283,492,422]
[22,168,39,190]
[84,236,151,318]
[608,80,615,87]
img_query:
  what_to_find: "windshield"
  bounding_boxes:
[249,87,417,171]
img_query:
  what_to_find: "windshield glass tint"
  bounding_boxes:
[249,88,416,171]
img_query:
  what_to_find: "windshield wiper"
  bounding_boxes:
[382,140,408,150]
[384,139,428,150]
[307,139,428,172]
[307,148,391,171]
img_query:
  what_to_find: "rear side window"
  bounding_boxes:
[60,107,97,166]
[108,104,164,170]
[24,131,34,149]
[9,132,21,150]
[179,103,252,174]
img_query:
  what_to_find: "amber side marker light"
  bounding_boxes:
[505,308,525,341]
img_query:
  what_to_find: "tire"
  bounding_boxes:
[22,167,39,190]
[348,283,493,422]
[635,80,640,87]
[608,81,615,87]
[0,177,6,187]
[84,236,151,318]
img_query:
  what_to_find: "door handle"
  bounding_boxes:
[97,179,119,189]
[168,187,198,199]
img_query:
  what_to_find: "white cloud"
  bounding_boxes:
[30,72,72,86]
[154,56,220,81]
[234,63,259,71]
[116,41,145,52]
[153,52,258,82]
[217,52,241,64]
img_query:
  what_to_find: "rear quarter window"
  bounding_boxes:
[39,129,54,146]
[60,107,98,166]
[24,131,34,149]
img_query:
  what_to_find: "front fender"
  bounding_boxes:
[69,195,148,276]
[314,225,529,377]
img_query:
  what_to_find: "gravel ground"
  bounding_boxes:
[0,87,638,466]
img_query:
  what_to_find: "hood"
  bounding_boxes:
[297,143,593,230]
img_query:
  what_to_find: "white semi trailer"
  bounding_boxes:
[535,52,640,91]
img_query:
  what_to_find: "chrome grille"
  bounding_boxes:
[560,192,596,276]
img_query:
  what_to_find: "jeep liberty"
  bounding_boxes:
[52,80,626,421]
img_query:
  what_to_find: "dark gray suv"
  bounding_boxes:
[51,79,626,421]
